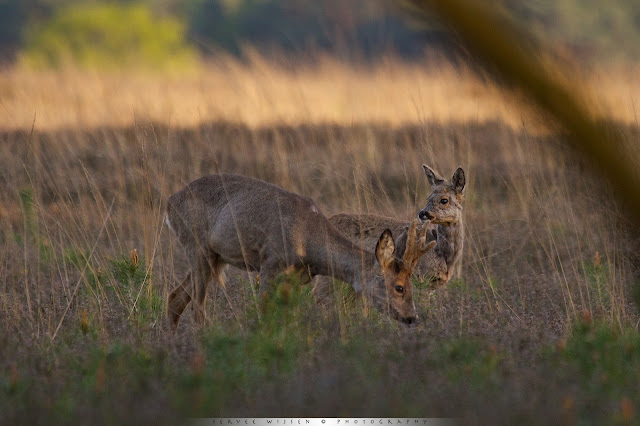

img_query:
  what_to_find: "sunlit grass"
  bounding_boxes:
[2,53,639,132]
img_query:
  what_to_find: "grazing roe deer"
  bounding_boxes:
[329,165,465,287]
[165,174,436,328]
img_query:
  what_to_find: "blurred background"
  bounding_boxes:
[1,0,639,68]
[2,0,640,131]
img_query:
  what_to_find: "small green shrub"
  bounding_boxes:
[563,321,640,393]
[435,338,501,387]
[553,320,640,423]
[47,341,170,423]
[109,251,147,290]
[21,3,197,70]
[109,250,161,326]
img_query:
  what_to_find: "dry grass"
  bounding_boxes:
[2,53,639,132]
[1,56,640,423]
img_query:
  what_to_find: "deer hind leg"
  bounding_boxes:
[168,272,192,329]
[193,255,227,325]
[167,254,224,328]
[190,253,218,326]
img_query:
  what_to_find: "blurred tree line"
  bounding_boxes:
[1,0,639,66]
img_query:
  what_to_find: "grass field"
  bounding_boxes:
[2,54,640,132]
[1,56,640,424]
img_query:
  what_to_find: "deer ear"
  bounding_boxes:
[393,229,409,260]
[375,229,396,269]
[423,164,444,186]
[452,167,465,193]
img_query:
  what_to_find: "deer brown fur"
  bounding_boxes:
[165,173,435,328]
[329,165,465,287]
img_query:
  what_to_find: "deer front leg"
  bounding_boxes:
[258,260,284,299]
[168,272,192,329]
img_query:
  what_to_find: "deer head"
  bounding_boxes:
[418,165,465,226]
[372,219,436,325]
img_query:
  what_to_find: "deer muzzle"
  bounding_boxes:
[418,209,434,221]
[401,315,418,326]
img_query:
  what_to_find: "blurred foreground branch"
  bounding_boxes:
[403,0,640,227]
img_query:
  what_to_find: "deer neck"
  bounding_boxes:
[436,216,464,269]
[305,227,377,292]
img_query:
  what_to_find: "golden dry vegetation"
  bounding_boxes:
[2,54,639,132]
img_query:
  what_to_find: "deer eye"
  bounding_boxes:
[440,198,449,205]
[395,285,404,294]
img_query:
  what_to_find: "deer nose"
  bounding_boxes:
[418,210,434,221]
[402,316,418,326]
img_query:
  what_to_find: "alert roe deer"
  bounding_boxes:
[329,165,465,287]
[165,174,436,328]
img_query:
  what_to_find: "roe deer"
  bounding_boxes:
[329,165,465,287]
[165,174,436,328]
